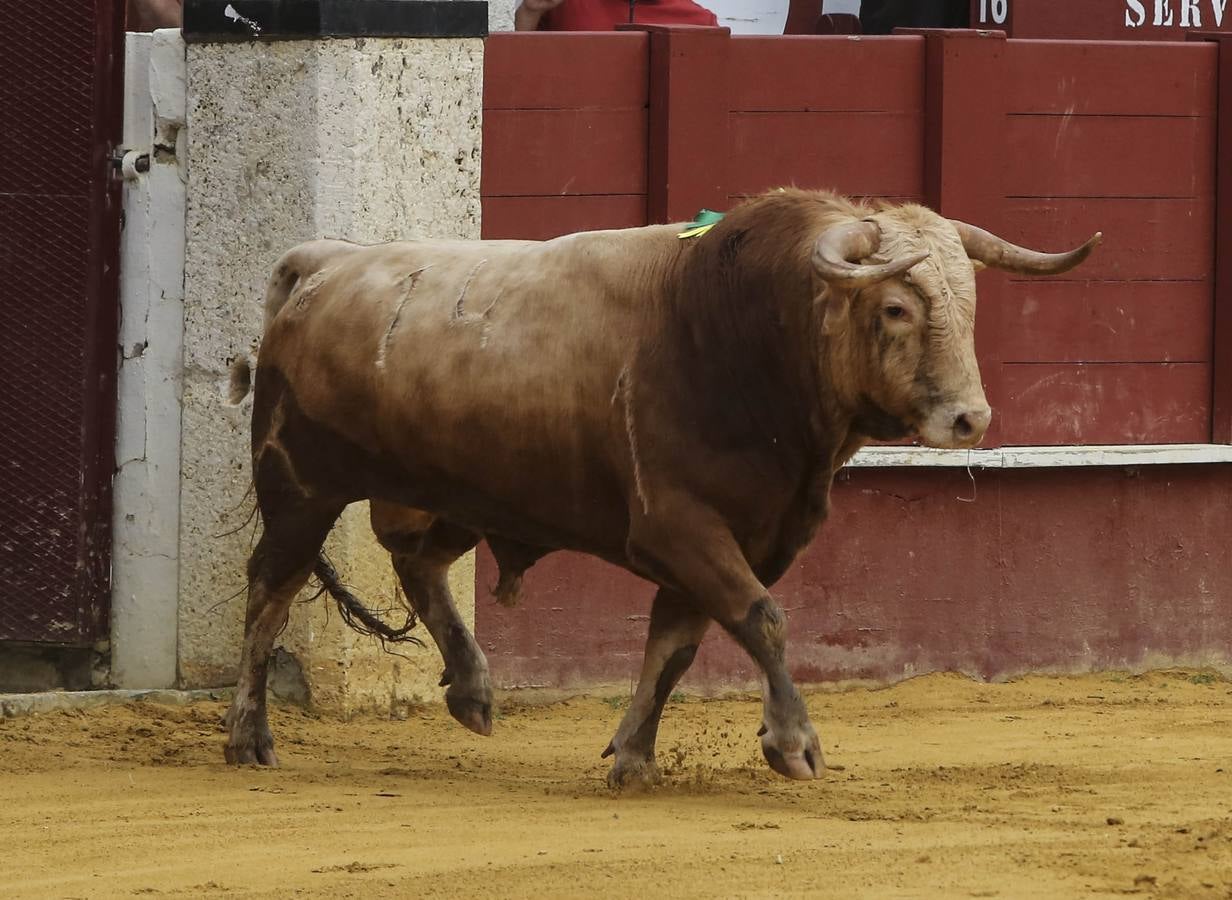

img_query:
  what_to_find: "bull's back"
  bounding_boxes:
[257,228,678,549]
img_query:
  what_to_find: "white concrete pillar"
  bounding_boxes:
[178,3,485,713]
[111,29,187,689]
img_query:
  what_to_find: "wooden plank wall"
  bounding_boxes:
[725,36,926,203]
[996,40,1217,444]
[481,32,650,240]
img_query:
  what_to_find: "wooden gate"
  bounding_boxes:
[0,1,125,644]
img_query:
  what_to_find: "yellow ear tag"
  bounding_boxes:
[677,222,719,239]
[676,208,726,240]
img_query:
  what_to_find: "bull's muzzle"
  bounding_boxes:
[920,402,992,449]
[951,405,992,447]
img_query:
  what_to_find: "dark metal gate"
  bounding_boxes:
[0,1,125,644]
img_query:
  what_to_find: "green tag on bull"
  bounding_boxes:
[677,208,726,239]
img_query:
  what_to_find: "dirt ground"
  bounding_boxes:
[3,671,1231,899]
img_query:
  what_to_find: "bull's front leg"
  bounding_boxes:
[602,588,710,789]
[628,506,823,781]
[730,595,823,779]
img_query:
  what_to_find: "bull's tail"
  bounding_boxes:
[228,358,254,405]
[227,239,363,407]
[312,555,425,647]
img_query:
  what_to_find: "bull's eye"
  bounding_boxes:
[884,305,907,321]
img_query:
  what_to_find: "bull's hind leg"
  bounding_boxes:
[602,588,710,789]
[370,502,491,735]
[225,490,343,765]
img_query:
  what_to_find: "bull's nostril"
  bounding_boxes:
[953,414,974,439]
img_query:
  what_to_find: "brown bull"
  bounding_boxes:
[224,188,1098,785]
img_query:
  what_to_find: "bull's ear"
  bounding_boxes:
[817,287,851,335]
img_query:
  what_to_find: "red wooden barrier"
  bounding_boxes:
[996,38,1217,444]
[481,32,650,240]
[724,35,925,203]
[621,29,926,222]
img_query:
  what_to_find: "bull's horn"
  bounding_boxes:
[812,220,930,289]
[951,220,1102,275]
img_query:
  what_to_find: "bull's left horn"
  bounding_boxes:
[812,220,929,289]
[952,220,1102,276]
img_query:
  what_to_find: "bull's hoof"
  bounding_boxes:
[445,688,493,737]
[760,723,824,781]
[606,756,662,791]
[224,700,278,766]
[224,737,280,767]
[224,719,279,766]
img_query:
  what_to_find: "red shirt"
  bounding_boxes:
[540,0,719,30]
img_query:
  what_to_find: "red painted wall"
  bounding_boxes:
[481,32,650,240]
[995,39,1217,445]
[477,465,1232,689]
[724,36,926,203]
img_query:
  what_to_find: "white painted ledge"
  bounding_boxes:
[847,444,1232,469]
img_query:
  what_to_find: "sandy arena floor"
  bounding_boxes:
[3,670,1231,899]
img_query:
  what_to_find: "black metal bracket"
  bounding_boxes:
[183,0,489,43]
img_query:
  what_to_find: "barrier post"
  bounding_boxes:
[1189,32,1232,443]
[624,24,731,224]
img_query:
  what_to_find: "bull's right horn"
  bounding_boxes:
[951,220,1102,275]
[812,220,930,289]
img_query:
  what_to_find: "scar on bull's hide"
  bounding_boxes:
[613,365,650,515]
[260,440,316,500]
[376,265,432,371]
[253,400,316,499]
[451,259,487,321]
[450,259,503,346]
[291,269,330,314]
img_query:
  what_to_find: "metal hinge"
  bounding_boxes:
[109,147,151,180]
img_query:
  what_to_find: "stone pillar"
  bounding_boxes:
[178,1,486,714]
[488,0,517,30]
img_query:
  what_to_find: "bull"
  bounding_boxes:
[223,188,1098,786]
